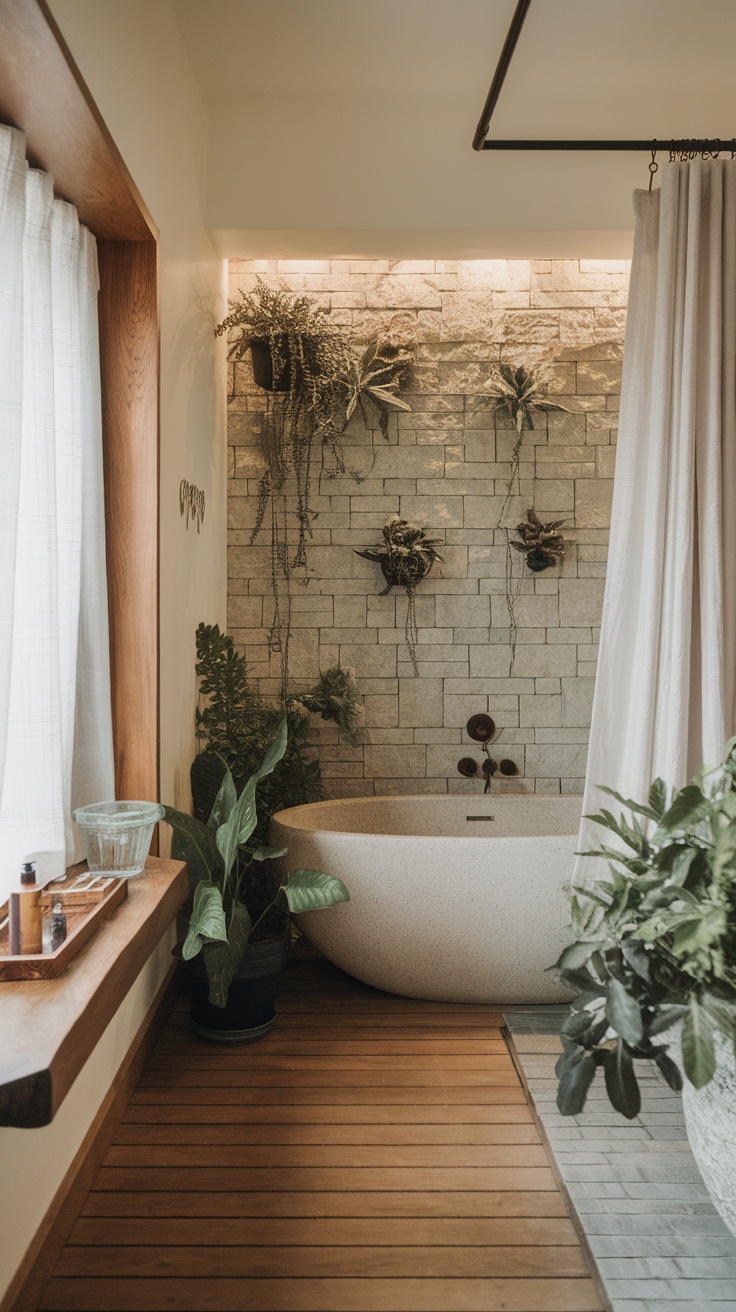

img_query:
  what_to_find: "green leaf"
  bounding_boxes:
[682,999,716,1089]
[599,785,658,822]
[606,977,644,1046]
[251,845,288,862]
[181,881,228,962]
[659,784,707,832]
[648,777,668,818]
[163,806,221,894]
[620,938,651,982]
[603,1039,641,1119]
[651,1045,683,1092]
[554,941,600,973]
[555,1042,600,1116]
[208,763,237,830]
[217,717,289,879]
[200,901,252,1007]
[283,869,350,913]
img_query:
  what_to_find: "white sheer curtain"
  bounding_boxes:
[0,126,115,899]
[576,159,736,884]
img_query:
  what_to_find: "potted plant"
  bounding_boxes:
[164,717,349,1044]
[215,282,417,693]
[553,741,736,1233]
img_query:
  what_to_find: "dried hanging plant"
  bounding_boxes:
[355,518,443,677]
[217,283,416,697]
[511,509,570,572]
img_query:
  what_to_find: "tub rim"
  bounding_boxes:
[270,792,583,842]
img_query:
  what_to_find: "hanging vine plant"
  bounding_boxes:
[511,509,570,572]
[355,518,443,676]
[216,281,416,696]
[482,360,570,661]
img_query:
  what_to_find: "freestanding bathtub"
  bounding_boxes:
[270,793,581,1003]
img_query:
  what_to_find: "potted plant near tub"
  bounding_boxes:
[553,741,736,1235]
[164,718,349,1044]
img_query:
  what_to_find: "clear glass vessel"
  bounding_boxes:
[73,801,165,878]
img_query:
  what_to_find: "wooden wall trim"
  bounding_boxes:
[0,0,156,241]
[0,964,181,1312]
[97,240,160,803]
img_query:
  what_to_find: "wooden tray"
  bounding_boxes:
[0,871,127,980]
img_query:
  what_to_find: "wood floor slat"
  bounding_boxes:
[43,951,599,1312]
[92,1166,559,1191]
[113,1122,542,1145]
[54,1243,590,1278]
[81,1190,571,1219]
[69,1216,580,1246]
[39,1275,604,1311]
[136,1067,520,1087]
[103,1144,551,1169]
[121,1102,534,1125]
[143,1053,513,1070]
[129,1085,528,1105]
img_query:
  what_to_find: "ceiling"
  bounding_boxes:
[171,0,736,259]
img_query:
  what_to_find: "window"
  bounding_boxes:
[0,125,114,901]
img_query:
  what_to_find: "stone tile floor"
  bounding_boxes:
[503,1006,736,1312]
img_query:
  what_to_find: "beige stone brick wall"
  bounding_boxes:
[227,258,629,797]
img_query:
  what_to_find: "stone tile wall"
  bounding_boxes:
[227,259,629,797]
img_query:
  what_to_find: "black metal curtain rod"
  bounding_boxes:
[472,0,733,154]
[482,140,736,153]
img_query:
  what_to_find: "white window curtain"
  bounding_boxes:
[576,159,736,885]
[0,125,115,900]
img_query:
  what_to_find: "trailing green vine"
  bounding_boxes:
[216,281,416,696]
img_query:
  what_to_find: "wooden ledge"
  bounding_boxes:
[0,858,187,1128]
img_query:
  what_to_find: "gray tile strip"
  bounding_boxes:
[504,1005,736,1312]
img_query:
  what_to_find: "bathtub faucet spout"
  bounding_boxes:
[481,757,497,793]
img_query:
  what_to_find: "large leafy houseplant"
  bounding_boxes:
[554,741,736,1121]
[164,717,349,1008]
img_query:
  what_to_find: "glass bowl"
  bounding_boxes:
[73,801,165,878]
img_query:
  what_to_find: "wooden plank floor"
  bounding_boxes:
[39,949,603,1312]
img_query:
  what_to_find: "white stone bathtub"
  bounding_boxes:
[271,794,581,1003]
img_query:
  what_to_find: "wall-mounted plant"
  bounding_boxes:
[216,282,416,695]
[485,361,568,437]
[295,666,363,747]
[345,317,418,440]
[482,361,570,661]
[355,518,443,676]
[511,509,570,573]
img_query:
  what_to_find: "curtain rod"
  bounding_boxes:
[481,140,736,153]
[472,0,733,155]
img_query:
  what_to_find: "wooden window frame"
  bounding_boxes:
[0,0,160,803]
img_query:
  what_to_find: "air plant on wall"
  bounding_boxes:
[345,316,418,440]
[355,518,443,677]
[511,509,570,573]
[482,361,570,663]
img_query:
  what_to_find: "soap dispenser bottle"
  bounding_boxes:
[8,861,43,955]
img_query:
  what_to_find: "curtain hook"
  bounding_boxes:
[648,144,659,192]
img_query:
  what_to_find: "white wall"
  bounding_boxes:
[0,2,226,1299]
[49,0,228,815]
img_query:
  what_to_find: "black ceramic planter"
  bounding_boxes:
[250,336,291,392]
[189,927,290,1045]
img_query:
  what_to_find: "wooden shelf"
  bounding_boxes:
[0,858,187,1129]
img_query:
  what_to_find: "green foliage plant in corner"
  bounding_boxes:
[164,716,349,1008]
[553,740,736,1120]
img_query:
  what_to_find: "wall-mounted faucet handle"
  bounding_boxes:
[481,758,497,777]
[499,759,518,776]
[457,757,478,777]
[466,714,495,742]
